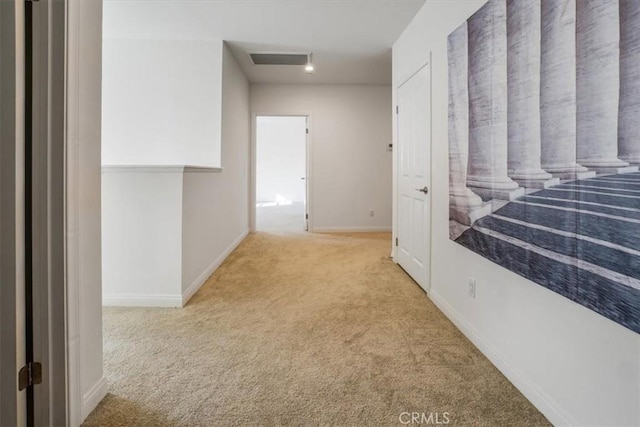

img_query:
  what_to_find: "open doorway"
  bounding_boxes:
[255,116,309,232]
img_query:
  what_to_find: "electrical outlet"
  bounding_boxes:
[369,209,375,217]
[468,278,476,298]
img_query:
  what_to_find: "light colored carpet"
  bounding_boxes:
[83,232,550,426]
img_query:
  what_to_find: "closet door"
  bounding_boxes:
[396,62,432,293]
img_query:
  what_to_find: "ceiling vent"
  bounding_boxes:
[249,53,309,66]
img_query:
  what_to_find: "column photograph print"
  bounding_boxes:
[448,0,640,334]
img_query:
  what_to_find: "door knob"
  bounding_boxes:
[300,177,306,180]
[416,186,429,194]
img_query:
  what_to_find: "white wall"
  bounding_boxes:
[251,84,393,232]
[102,38,223,167]
[256,116,307,203]
[181,44,251,297]
[102,167,184,306]
[102,44,250,307]
[393,1,640,426]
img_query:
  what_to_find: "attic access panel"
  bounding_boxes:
[249,53,309,66]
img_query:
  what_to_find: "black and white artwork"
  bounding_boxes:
[448,0,640,334]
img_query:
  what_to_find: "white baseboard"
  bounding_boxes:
[81,376,108,422]
[181,228,250,306]
[102,294,183,307]
[429,290,575,427]
[312,226,392,233]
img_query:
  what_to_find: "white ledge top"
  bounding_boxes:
[101,165,223,173]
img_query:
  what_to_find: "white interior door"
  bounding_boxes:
[396,62,431,292]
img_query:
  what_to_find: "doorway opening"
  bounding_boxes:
[255,116,309,233]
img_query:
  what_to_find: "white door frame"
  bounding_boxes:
[65,1,107,425]
[392,58,433,294]
[31,0,68,424]
[250,112,313,232]
[2,0,69,425]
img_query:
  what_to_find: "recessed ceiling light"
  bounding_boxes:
[305,53,314,73]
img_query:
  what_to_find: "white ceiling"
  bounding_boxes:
[103,0,426,85]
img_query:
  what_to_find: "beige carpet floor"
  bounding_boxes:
[83,232,549,426]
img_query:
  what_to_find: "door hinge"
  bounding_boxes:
[305,213,309,220]
[395,237,398,247]
[396,106,399,114]
[306,128,309,134]
[18,362,42,391]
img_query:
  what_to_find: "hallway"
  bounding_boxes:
[84,232,548,426]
